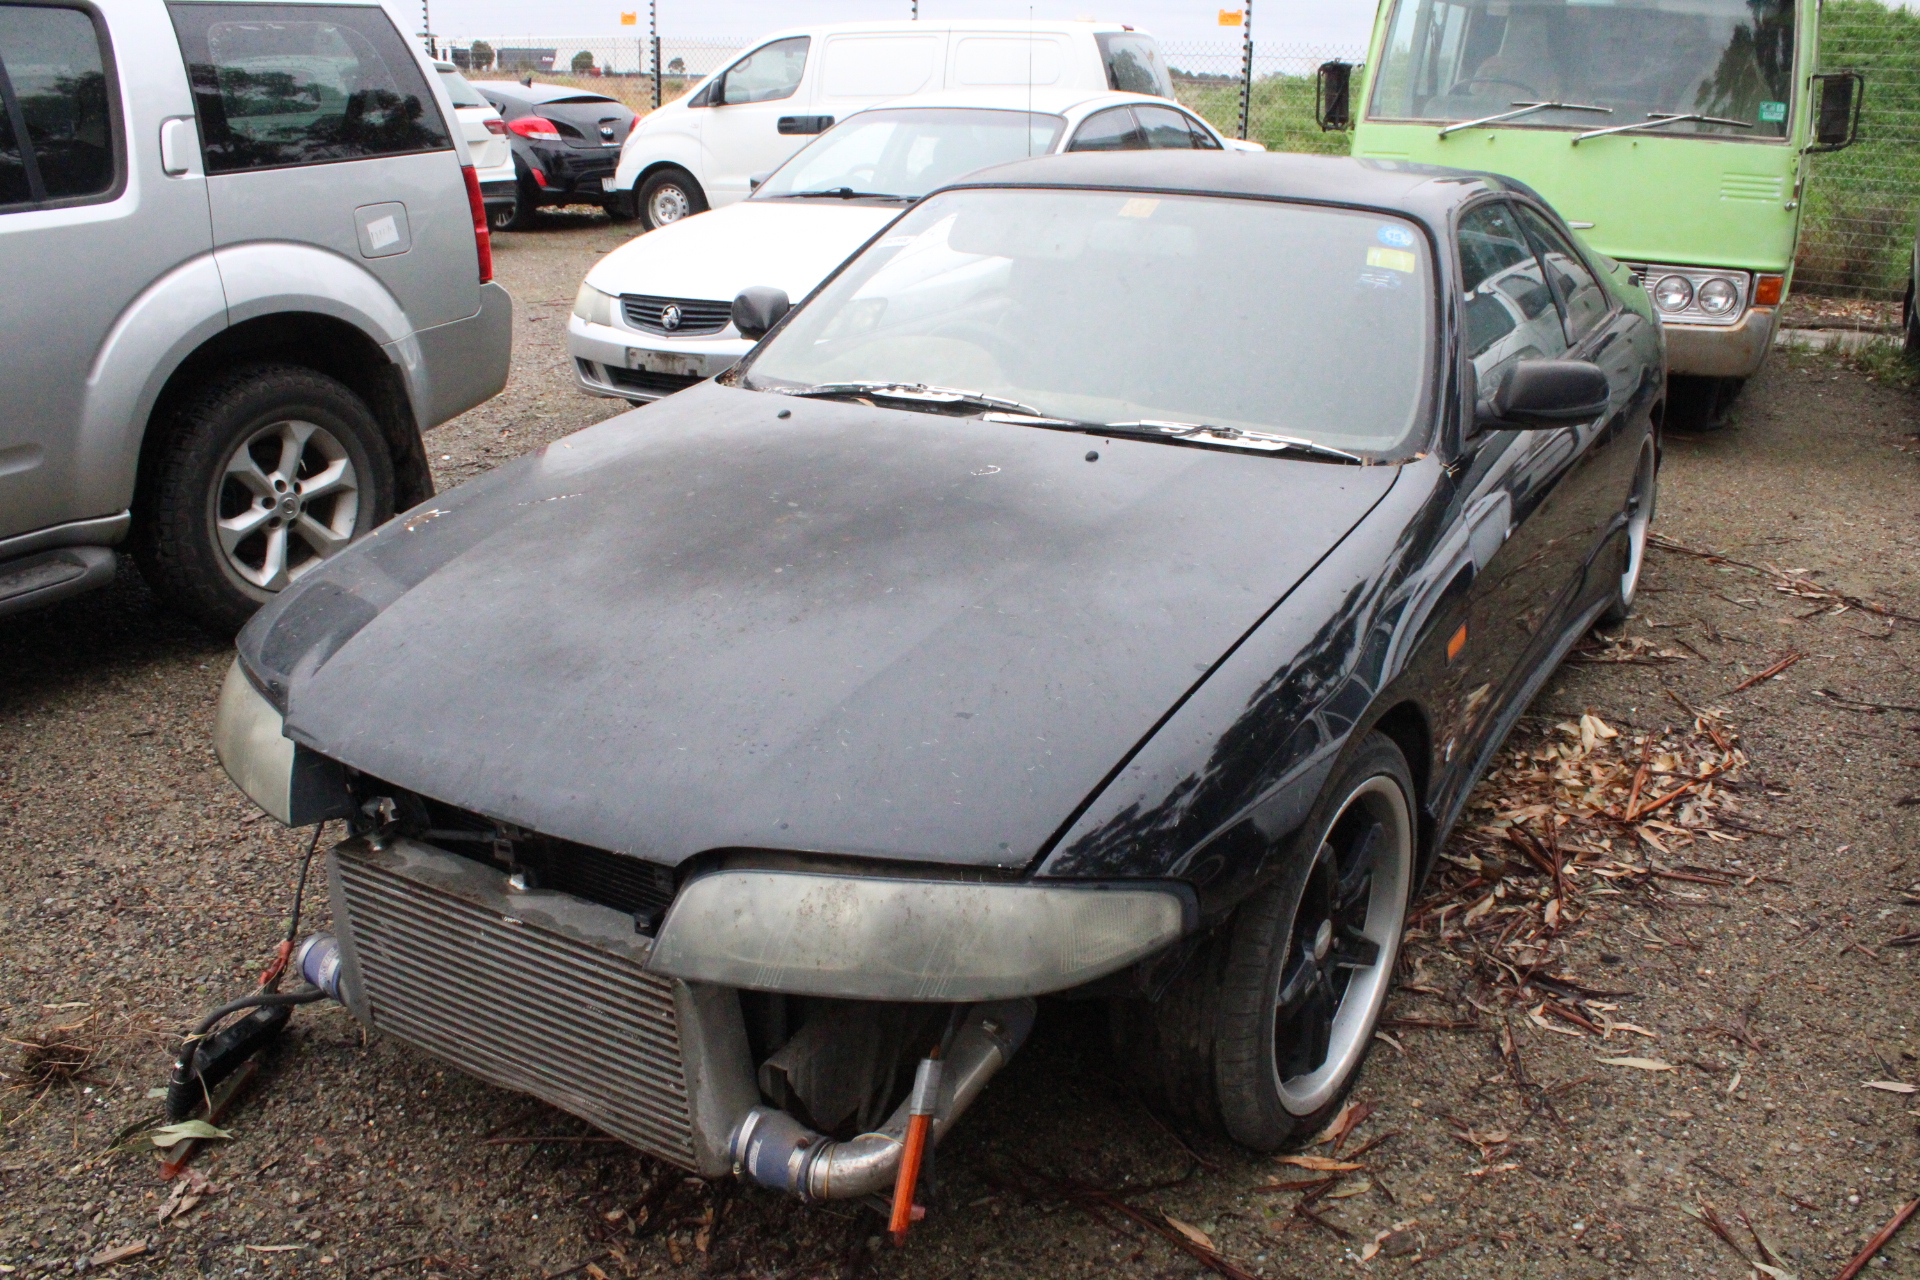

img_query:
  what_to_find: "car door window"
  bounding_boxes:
[0,4,120,210]
[1135,105,1205,149]
[1514,204,1611,345]
[1457,201,1567,389]
[168,3,451,173]
[721,36,808,105]
[1066,106,1144,152]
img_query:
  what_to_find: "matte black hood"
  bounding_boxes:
[243,384,1397,869]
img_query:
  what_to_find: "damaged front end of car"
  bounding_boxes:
[214,656,1192,1207]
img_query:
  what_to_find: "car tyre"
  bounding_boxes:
[638,165,706,231]
[1115,732,1416,1150]
[133,364,395,635]
[493,168,540,231]
[1598,437,1658,627]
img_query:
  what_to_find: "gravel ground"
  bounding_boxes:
[2,217,1917,1280]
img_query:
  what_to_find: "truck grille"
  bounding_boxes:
[333,846,698,1166]
[621,294,732,336]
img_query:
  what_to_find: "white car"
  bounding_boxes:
[571,89,1256,403]
[434,61,517,221]
[610,20,1181,231]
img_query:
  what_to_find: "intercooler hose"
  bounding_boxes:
[729,998,1036,1201]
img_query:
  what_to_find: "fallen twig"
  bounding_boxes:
[1834,1197,1919,1280]
[1725,652,1805,696]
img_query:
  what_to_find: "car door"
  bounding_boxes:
[0,0,213,540]
[168,2,473,332]
[694,35,811,205]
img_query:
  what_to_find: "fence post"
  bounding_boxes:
[1237,0,1253,141]
[650,0,661,108]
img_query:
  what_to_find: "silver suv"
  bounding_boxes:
[0,0,511,632]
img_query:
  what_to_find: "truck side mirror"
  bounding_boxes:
[1316,61,1354,131]
[732,286,791,340]
[1810,71,1863,152]
[1477,360,1610,429]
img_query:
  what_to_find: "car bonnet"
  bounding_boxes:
[243,384,1398,870]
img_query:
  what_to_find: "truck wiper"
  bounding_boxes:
[984,414,1363,463]
[1438,101,1610,138]
[1573,112,1754,145]
[780,188,914,201]
[780,382,1051,417]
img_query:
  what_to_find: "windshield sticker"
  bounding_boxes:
[1366,246,1418,274]
[1358,269,1402,290]
[1376,224,1415,248]
[1758,100,1787,123]
[1118,197,1160,219]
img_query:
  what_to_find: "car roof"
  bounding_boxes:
[744,19,1144,41]
[942,151,1533,230]
[470,80,623,106]
[861,88,1198,119]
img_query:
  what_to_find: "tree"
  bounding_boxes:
[668,56,685,73]
[470,40,493,70]
[571,49,595,74]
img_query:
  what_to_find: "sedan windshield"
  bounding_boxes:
[738,189,1434,456]
[752,108,1066,202]
[1368,0,1795,139]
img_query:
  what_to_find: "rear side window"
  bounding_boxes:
[1514,204,1611,344]
[719,35,809,105]
[1066,105,1144,151]
[1135,105,1216,149]
[1095,33,1172,98]
[0,3,121,211]
[436,66,485,109]
[169,3,451,174]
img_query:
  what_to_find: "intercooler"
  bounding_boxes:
[327,837,756,1174]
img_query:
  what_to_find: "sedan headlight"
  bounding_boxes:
[1696,277,1739,315]
[1652,274,1694,313]
[213,659,351,826]
[572,282,617,327]
[647,869,1192,1000]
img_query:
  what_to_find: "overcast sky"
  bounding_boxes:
[421,0,1379,50]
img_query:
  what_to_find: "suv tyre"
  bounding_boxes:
[1114,733,1416,1150]
[135,364,395,635]
[637,166,707,231]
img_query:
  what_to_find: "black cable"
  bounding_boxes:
[283,821,325,948]
[186,986,330,1045]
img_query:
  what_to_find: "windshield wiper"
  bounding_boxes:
[778,187,914,201]
[1438,101,1610,138]
[779,382,1051,417]
[1573,112,1754,145]
[984,414,1363,464]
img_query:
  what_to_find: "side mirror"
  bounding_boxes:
[732,286,791,340]
[1316,60,1354,131]
[1810,71,1863,152]
[747,170,771,191]
[1479,360,1610,429]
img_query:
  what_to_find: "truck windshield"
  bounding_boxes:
[1368,0,1795,139]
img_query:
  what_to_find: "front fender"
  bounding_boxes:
[615,114,704,191]
[76,252,230,517]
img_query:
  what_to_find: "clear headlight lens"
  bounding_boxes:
[1652,274,1694,313]
[572,282,617,327]
[1696,277,1739,315]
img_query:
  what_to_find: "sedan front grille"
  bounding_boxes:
[621,294,732,336]
[333,843,698,1166]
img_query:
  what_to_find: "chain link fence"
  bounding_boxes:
[438,36,743,113]
[1160,41,1362,157]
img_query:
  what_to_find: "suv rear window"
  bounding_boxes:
[0,3,121,211]
[169,3,451,173]
[1094,33,1172,99]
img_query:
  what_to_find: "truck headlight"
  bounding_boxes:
[572,282,617,327]
[647,870,1193,1001]
[1696,277,1739,315]
[1652,274,1694,313]
[212,659,351,826]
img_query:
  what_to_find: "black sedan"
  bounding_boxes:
[213,154,1660,1210]
[472,79,636,229]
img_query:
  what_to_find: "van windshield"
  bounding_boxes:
[1367,0,1795,139]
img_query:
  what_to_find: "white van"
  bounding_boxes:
[609,20,1175,229]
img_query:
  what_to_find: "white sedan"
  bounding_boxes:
[569,88,1259,403]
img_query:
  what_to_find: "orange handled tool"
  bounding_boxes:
[889,1054,943,1245]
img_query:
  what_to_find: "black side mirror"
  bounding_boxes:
[747,170,771,191]
[732,286,791,340]
[1479,360,1610,429]
[1316,61,1354,131]
[1810,71,1863,152]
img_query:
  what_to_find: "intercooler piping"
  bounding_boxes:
[728,999,1036,1201]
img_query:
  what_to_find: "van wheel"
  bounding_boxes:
[638,166,706,231]
[1113,733,1415,1150]
[134,364,395,635]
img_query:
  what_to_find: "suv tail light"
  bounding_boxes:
[484,117,507,135]
[461,164,493,283]
[507,116,561,140]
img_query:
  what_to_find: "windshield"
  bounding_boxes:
[436,67,486,109]
[738,189,1434,456]
[1368,0,1795,139]
[752,108,1066,201]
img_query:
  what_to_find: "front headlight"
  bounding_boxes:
[213,659,351,826]
[1652,274,1694,313]
[572,282,617,327]
[1696,277,1739,315]
[647,870,1192,1000]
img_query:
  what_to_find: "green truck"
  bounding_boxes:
[1321,0,1860,425]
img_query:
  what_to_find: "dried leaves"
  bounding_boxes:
[4,1018,103,1092]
